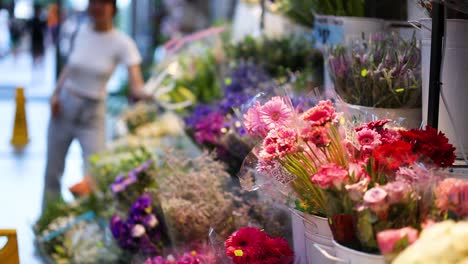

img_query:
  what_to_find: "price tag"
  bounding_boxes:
[313,16,345,49]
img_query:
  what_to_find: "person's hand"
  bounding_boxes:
[50,93,61,118]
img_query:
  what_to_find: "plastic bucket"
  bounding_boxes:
[302,212,335,264]
[345,103,422,129]
[420,18,468,157]
[315,240,385,264]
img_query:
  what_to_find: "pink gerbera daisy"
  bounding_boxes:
[357,128,382,151]
[244,102,268,137]
[259,97,293,129]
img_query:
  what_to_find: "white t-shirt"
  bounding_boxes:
[63,24,142,100]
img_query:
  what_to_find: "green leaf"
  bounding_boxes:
[394,236,409,252]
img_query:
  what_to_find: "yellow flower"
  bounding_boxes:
[234,250,243,257]
[361,69,368,77]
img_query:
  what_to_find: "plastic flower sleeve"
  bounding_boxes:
[327,33,422,113]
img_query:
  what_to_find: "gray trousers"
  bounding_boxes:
[43,88,106,204]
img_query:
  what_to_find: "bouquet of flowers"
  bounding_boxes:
[240,93,457,254]
[328,34,421,108]
[224,227,294,264]
[224,35,324,88]
[184,64,276,175]
[156,150,290,247]
[241,97,351,216]
[35,199,119,263]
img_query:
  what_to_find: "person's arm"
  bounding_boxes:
[50,65,70,118]
[52,65,70,96]
[128,64,153,101]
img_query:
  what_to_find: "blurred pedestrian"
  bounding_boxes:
[28,3,46,66]
[43,0,153,207]
[47,3,59,45]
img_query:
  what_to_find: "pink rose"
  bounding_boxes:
[345,177,370,201]
[302,100,336,126]
[311,163,349,190]
[363,187,389,219]
[382,181,411,204]
[377,227,419,255]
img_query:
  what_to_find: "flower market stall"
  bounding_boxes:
[34,1,468,263]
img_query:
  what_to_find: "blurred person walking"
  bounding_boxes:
[47,3,59,45]
[28,4,46,66]
[43,0,153,206]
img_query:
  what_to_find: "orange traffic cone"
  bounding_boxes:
[10,87,29,147]
[0,229,20,264]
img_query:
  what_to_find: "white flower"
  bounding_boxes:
[131,224,146,238]
[146,214,159,228]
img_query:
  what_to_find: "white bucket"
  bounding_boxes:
[420,18,468,157]
[302,212,335,264]
[315,15,385,90]
[264,11,312,38]
[291,211,307,263]
[344,103,422,129]
[231,2,262,42]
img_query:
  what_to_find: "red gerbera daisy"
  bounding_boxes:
[225,227,267,263]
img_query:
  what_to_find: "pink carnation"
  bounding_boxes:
[300,126,331,146]
[302,100,336,126]
[357,128,382,151]
[311,163,349,190]
[377,227,419,255]
[259,127,298,161]
[259,97,293,130]
[244,102,268,137]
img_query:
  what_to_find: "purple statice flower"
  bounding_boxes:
[223,64,270,97]
[184,104,217,128]
[194,112,225,145]
[219,93,251,113]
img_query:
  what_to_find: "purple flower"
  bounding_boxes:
[130,194,153,216]
[184,104,216,128]
[193,112,225,145]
